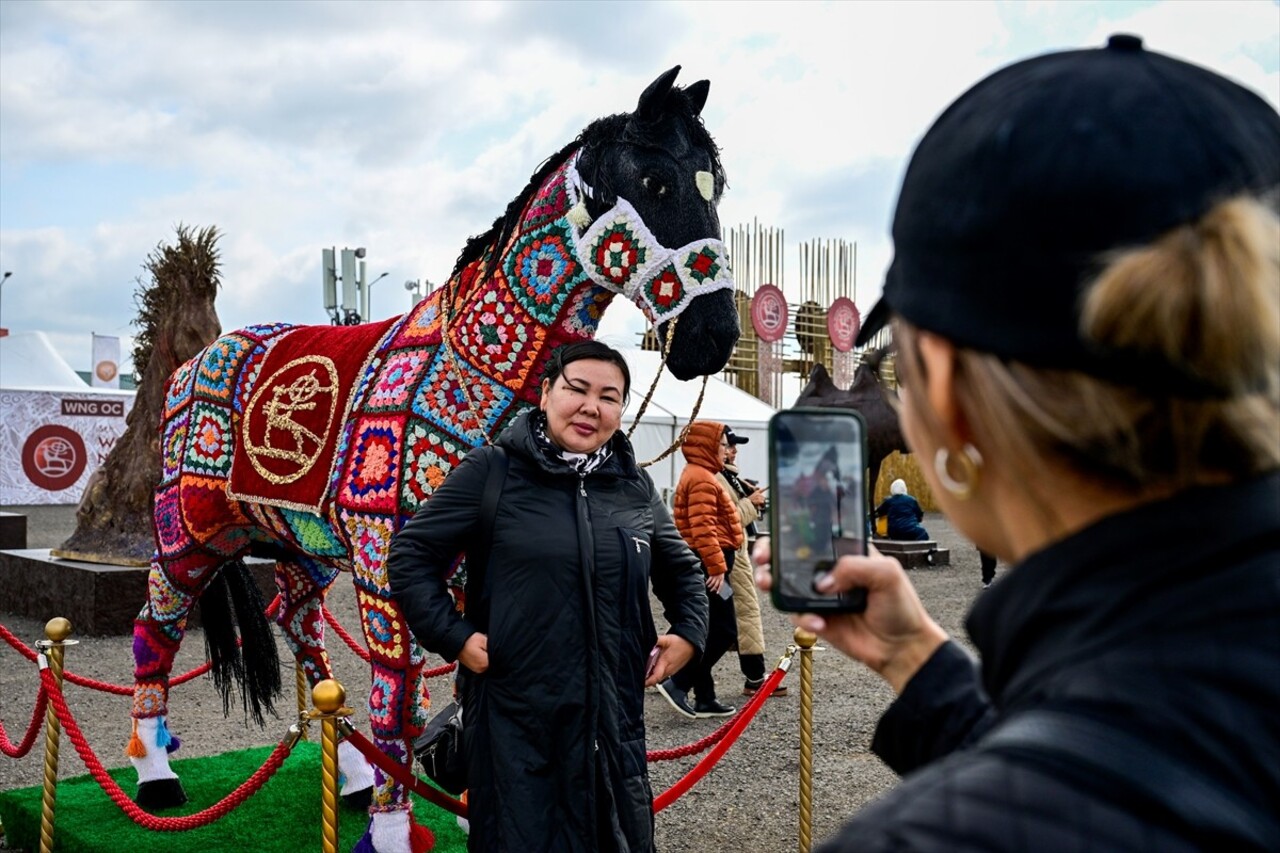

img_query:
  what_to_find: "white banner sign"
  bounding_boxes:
[91,334,122,388]
[0,389,135,505]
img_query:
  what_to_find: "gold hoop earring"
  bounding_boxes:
[934,444,983,500]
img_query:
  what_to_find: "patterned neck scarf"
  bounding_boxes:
[532,411,614,476]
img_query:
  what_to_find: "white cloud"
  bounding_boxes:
[0,0,1274,376]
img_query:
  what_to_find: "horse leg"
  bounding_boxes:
[274,555,375,808]
[129,547,229,809]
[347,521,434,853]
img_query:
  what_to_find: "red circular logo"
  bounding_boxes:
[827,297,861,352]
[751,284,789,343]
[22,425,88,491]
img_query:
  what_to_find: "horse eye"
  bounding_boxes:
[641,176,666,197]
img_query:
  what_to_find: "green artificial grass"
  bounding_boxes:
[0,741,468,852]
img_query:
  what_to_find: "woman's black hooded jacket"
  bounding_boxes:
[388,410,709,852]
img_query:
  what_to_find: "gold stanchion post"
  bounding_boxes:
[36,617,77,853]
[794,627,818,853]
[312,679,352,853]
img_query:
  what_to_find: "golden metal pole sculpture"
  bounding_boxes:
[795,627,818,853]
[36,617,77,853]
[312,679,352,853]
[296,662,309,740]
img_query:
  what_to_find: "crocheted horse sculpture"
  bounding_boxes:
[128,66,739,853]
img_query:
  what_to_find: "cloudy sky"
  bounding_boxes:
[1,0,1276,375]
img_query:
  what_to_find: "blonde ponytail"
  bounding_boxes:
[1083,197,1280,398]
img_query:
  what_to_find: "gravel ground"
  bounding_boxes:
[0,506,993,852]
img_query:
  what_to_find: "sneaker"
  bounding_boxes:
[656,679,698,720]
[694,699,737,717]
[743,677,788,698]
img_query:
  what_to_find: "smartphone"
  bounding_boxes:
[768,408,869,613]
[645,645,661,678]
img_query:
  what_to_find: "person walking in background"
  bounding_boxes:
[717,427,784,697]
[979,549,997,589]
[757,35,1279,851]
[873,479,929,541]
[659,421,743,719]
[388,341,708,852]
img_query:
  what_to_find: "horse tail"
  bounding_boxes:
[201,559,281,726]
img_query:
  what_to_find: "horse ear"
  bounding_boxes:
[637,66,681,119]
[809,363,837,394]
[684,80,710,116]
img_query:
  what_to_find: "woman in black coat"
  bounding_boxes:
[758,36,1279,851]
[388,341,708,852]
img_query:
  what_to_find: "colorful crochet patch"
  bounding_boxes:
[449,279,546,388]
[194,334,251,403]
[343,512,395,591]
[280,508,347,558]
[365,349,431,413]
[179,475,246,549]
[391,295,443,349]
[338,417,406,514]
[163,361,197,419]
[411,349,514,446]
[154,483,189,559]
[503,219,586,326]
[399,422,467,515]
[183,402,234,478]
[161,408,191,483]
[524,165,571,229]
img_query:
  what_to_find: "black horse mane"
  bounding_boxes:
[448,87,726,282]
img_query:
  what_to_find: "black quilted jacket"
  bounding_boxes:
[818,473,1280,852]
[388,410,708,853]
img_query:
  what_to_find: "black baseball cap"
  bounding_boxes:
[857,34,1280,392]
[724,426,749,445]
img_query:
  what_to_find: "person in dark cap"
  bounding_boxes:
[757,35,1279,851]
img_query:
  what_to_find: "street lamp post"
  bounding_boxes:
[1,271,12,336]
[360,271,389,323]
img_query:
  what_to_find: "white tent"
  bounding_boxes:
[619,349,775,500]
[1,331,136,505]
[0,331,90,390]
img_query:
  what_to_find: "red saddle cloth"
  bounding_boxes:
[228,318,398,513]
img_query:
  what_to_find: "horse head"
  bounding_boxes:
[572,66,739,380]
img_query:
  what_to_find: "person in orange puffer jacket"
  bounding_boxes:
[658,420,744,719]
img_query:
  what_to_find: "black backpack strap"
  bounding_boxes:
[985,709,1278,850]
[462,447,508,629]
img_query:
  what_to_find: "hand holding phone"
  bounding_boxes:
[768,408,869,613]
[645,645,661,679]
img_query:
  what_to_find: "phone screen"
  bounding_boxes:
[769,408,868,612]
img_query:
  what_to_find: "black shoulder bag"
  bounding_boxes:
[414,448,508,795]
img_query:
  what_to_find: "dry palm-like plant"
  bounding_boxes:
[54,225,223,565]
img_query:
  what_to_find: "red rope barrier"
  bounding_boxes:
[342,728,468,818]
[342,660,792,819]
[0,622,38,662]
[651,664,789,812]
[0,685,48,759]
[0,596,284,697]
[322,605,372,662]
[39,664,293,830]
[320,605,456,679]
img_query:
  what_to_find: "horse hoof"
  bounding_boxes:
[135,778,188,811]
[342,785,373,811]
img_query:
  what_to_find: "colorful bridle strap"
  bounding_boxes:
[565,153,735,325]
